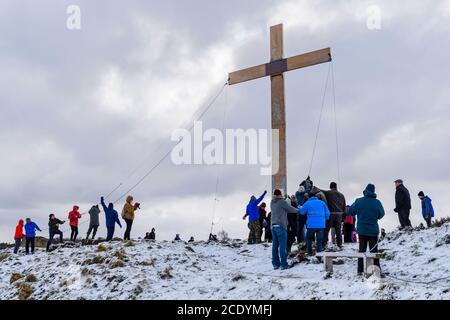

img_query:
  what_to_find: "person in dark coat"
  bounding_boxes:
[394,179,412,229]
[287,195,298,254]
[418,191,434,228]
[264,212,272,242]
[324,182,346,249]
[343,205,354,243]
[101,196,122,241]
[149,228,156,240]
[46,214,65,252]
[349,184,385,274]
[86,205,100,240]
[258,203,267,242]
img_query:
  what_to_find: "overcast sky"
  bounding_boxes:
[1,0,450,242]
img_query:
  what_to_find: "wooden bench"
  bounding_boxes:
[315,252,383,275]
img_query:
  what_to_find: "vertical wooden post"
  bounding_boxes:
[270,24,287,195]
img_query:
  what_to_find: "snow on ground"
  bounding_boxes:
[0,223,449,300]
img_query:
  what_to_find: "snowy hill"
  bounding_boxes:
[0,222,449,300]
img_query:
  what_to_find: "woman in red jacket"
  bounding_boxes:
[68,205,82,242]
[14,219,25,254]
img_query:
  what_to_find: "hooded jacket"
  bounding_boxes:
[101,197,122,228]
[300,196,330,229]
[349,184,385,237]
[245,191,267,223]
[421,196,435,218]
[24,221,41,238]
[270,196,299,229]
[14,219,25,240]
[68,206,81,227]
[89,205,101,226]
[122,196,136,220]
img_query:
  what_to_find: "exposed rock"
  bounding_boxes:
[158,266,173,279]
[25,274,38,283]
[10,273,24,284]
[17,283,33,300]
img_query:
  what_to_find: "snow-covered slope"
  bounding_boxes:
[0,223,449,300]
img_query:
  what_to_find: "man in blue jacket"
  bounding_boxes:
[101,196,122,241]
[300,194,330,256]
[24,218,42,254]
[243,190,267,244]
[418,191,434,228]
[349,184,385,274]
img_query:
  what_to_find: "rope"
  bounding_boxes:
[331,61,341,187]
[210,85,229,235]
[308,63,331,177]
[111,82,228,204]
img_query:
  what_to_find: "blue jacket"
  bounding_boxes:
[24,222,41,238]
[300,197,330,229]
[349,187,385,237]
[421,196,434,218]
[101,198,122,228]
[245,191,267,223]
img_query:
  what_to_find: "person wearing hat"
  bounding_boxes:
[418,191,434,228]
[394,179,412,230]
[270,189,299,270]
[348,184,385,275]
[243,190,267,244]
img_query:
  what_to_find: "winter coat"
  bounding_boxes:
[14,219,25,240]
[122,196,136,220]
[421,196,435,218]
[245,191,267,223]
[395,184,412,212]
[258,206,267,226]
[324,189,346,213]
[300,196,330,229]
[49,218,64,233]
[149,231,155,240]
[270,196,299,229]
[24,222,41,238]
[349,187,385,237]
[101,198,122,228]
[311,187,328,205]
[68,206,81,227]
[89,206,100,227]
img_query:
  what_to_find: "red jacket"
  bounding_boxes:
[68,206,81,227]
[14,219,25,239]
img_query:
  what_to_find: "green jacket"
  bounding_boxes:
[349,187,385,237]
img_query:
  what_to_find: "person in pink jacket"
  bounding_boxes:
[68,205,82,242]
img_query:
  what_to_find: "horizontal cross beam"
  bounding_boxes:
[228,47,332,85]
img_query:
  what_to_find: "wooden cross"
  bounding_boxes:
[228,24,331,194]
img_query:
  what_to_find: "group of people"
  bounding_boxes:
[12,195,145,254]
[243,177,436,273]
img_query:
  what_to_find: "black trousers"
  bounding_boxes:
[86,225,99,239]
[287,214,297,252]
[343,223,354,243]
[358,235,380,273]
[47,230,63,251]
[70,226,78,241]
[424,216,432,228]
[324,213,343,247]
[398,209,412,228]
[124,218,133,240]
[14,238,22,254]
[25,237,35,254]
